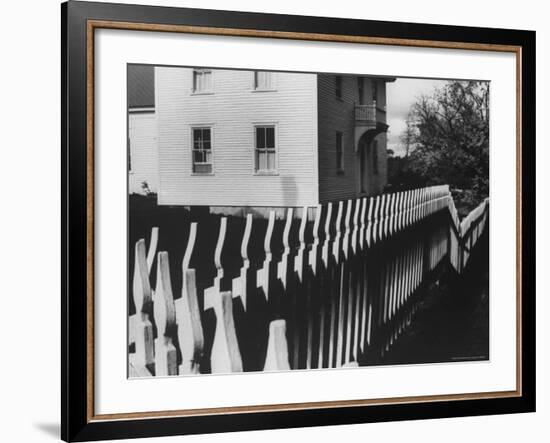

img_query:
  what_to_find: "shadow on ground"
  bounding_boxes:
[380,227,489,366]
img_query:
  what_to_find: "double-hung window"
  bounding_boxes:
[336,131,344,173]
[192,69,213,93]
[254,71,274,90]
[192,127,212,174]
[255,126,276,173]
[335,76,343,99]
[358,77,364,105]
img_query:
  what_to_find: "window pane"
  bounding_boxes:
[205,151,211,163]
[266,127,275,148]
[204,72,211,91]
[256,127,265,149]
[267,152,276,170]
[202,128,210,142]
[335,76,342,97]
[255,71,272,89]
[336,131,343,170]
[194,70,212,92]
[194,129,202,143]
[259,151,267,171]
[194,164,212,174]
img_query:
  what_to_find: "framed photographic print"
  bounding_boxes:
[61,1,535,441]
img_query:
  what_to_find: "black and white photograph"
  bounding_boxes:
[127,65,490,377]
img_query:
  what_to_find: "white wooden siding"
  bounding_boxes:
[155,67,318,207]
[129,110,158,194]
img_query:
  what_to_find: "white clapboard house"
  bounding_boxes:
[128,65,158,195]
[128,65,395,208]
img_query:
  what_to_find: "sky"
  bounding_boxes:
[386,78,450,156]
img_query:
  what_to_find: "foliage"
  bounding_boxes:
[396,81,489,211]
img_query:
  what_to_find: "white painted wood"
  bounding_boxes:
[278,208,293,287]
[232,214,253,310]
[146,226,159,273]
[176,268,204,375]
[155,67,318,207]
[131,239,154,372]
[153,251,178,376]
[256,211,275,300]
[129,111,158,195]
[209,291,244,374]
[308,205,322,275]
[263,320,291,372]
[321,203,332,267]
[294,206,308,280]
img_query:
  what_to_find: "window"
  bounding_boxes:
[371,79,378,104]
[255,126,276,173]
[371,139,379,175]
[336,131,344,173]
[127,134,131,172]
[192,127,212,174]
[192,69,213,93]
[335,76,342,99]
[358,77,364,105]
[254,71,274,90]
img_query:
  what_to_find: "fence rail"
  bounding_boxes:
[129,185,489,377]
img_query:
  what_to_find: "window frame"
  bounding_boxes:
[253,124,278,175]
[335,75,343,99]
[191,68,214,95]
[336,130,344,174]
[371,79,378,104]
[190,126,214,175]
[357,77,364,105]
[252,71,277,92]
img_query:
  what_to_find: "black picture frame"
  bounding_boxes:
[61,1,536,441]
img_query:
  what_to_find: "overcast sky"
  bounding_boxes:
[386,78,450,156]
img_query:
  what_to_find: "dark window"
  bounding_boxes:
[192,128,212,173]
[255,126,276,172]
[127,134,131,172]
[358,77,364,105]
[335,76,342,99]
[336,131,344,172]
[372,80,378,104]
[193,69,213,93]
[254,71,274,90]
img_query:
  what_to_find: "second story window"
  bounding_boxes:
[335,76,343,99]
[358,77,364,105]
[254,71,274,90]
[336,131,344,173]
[192,127,212,174]
[255,126,276,173]
[193,69,213,93]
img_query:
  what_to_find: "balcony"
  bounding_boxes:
[355,103,387,127]
[354,103,389,152]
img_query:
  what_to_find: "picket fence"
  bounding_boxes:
[128,185,489,377]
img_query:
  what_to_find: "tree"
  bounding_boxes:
[399,110,417,158]
[404,81,489,211]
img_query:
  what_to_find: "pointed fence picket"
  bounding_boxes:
[128,185,489,376]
